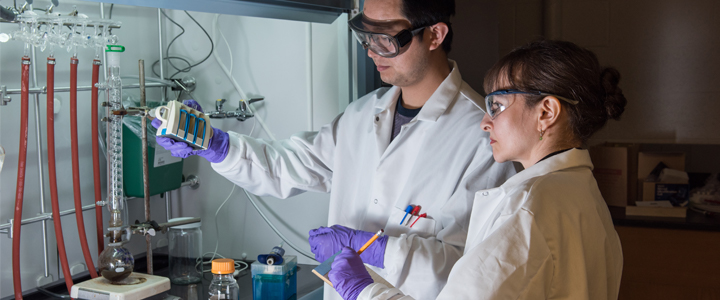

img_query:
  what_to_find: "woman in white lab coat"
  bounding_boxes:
[327,40,627,300]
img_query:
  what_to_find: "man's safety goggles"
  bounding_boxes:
[485,89,579,120]
[348,12,425,58]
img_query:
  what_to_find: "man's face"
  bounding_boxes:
[363,0,430,87]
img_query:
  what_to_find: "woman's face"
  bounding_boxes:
[480,92,539,165]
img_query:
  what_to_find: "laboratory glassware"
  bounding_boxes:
[98,243,135,282]
[168,217,203,285]
[209,259,239,300]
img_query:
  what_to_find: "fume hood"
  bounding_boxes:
[0,0,380,298]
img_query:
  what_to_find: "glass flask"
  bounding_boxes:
[168,217,203,285]
[209,259,239,300]
[98,244,134,282]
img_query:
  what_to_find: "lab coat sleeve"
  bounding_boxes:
[210,114,341,199]
[358,283,414,300]
[436,209,554,300]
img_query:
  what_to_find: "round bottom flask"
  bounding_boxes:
[98,244,135,282]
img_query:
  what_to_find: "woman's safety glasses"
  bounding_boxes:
[485,89,580,120]
[348,12,425,58]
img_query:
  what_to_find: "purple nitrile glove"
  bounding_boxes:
[151,100,230,163]
[329,247,374,300]
[308,225,388,268]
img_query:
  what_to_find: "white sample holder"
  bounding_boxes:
[70,272,170,300]
[154,100,213,150]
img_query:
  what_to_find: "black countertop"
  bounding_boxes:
[9,254,324,300]
[610,206,720,232]
[163,261,324,300]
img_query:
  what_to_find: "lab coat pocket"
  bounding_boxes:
[384,206,437,239]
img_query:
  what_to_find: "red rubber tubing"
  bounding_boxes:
[70,57,99,278]
[12,56,30,300]
[47,57,75,292]
[92,59,104,256]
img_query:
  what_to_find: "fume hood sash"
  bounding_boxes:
[83,0,353,24]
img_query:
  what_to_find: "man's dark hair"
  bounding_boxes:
[401,0,455,53]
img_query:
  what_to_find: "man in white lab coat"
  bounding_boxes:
[153,0,515,299]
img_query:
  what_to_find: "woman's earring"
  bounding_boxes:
[539,129,546,141]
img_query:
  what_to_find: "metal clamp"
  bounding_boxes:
[1,85,11,106]
[6,219,13,238]
[131,220,160,237]
[111,106,151,117]
[107,226,132,246]
[182,174,200,190]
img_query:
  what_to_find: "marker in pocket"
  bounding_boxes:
[405,205,422,226]
[400,205,414,225]
[410,213,427,228]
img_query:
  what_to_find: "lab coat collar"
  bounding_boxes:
[501,148,594,189]
[374,60,463,123]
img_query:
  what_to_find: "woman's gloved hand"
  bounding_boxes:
[151,99,230,163]
[329,247,374,300]
[308,225,388,268]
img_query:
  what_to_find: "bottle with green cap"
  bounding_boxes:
[209,258,239,300]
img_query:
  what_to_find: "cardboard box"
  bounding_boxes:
[642,182,690,202]
[637,152,685,180]
[637,152,686,201]
[589,144,640,207]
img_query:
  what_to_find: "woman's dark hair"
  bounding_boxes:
[401,0,455,53]
[483,40,627,143]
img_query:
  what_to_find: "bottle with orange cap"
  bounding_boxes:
[209,258,239,300]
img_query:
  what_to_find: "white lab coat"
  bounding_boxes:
[359,149,623,300]
[211,61,516,300]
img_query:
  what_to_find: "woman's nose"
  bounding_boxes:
[480,113,492,132]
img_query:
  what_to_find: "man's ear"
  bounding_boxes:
[426,22,449,51]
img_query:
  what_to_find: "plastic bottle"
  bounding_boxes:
[209,258,239,300]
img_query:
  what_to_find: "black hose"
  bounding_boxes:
[0,6,17,21]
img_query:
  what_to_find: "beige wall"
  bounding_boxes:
[452,0,720,144]
[450,0,501,93]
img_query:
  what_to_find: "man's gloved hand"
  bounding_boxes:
[308,225,388,268]
[329,247,374,300]
[151,99,230,163]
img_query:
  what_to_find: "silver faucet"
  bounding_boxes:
[209,99,230,119]
[236,97,265,121]
[208,97,265,121]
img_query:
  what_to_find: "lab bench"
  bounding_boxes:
[162,261,324,300]
[610,207,720,299]
[9,252,325,300]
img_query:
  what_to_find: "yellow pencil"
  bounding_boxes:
[312,229,385,287]
[357,229,384,255]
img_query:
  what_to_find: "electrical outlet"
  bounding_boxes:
[36,274,54,287]
[53,97,61,114]
[70,263,87,276]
